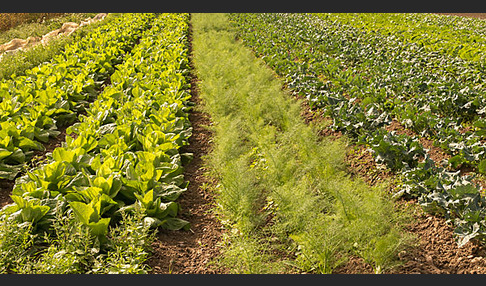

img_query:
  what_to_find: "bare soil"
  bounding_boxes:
[0,179,13,208]
[145,18,228,274]
[145,91,227,273]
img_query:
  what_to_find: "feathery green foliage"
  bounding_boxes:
[191,13,412,274]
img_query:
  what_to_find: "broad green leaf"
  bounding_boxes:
[89,155,102,172]
[18,137,45,152]
[136,161,155,181]
[10,195,50,224]
[98,163,113,178]
[0,148,12,160]
[79,186,104,202]
[19,205,50,224]
[0,136,11,149]
[479,160,486,175]
[34,129,50,143]
[86,218,111,237]
[8,149,26,164]
[69,200,100,225]
[52,148,77,163]
[160,218,190,231]
[143,216,162,228]
[43,161,67,182]
[93,176,111,195]
[153,183,186,201]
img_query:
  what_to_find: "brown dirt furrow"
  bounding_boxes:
[146,95,226,273]
[0,179,14,208]
[145,17,227,274]
[389,199,486,274]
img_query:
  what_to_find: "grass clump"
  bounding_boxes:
[191,13,413,274]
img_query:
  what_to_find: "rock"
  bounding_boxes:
[59,22,79,36]
[471,256,483,264]
[93,13,107,21]
[0,38,28,53]
[79,19,91,27]
[25,36,41,48]
[41,28,61,45]
[0,13,109,59]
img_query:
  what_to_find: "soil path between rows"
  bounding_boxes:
[145,18,228,274]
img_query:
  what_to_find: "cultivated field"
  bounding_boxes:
[1,12,486,274]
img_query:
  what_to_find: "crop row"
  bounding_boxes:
[313,13,486,173]
[319,13,486,62]
[0,13,192,271]
[228,13,486,247]
[0,13,155,180]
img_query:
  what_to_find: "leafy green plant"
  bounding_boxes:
[0,13,192,273]
[69,198,111,240]
[0,13,154,180]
